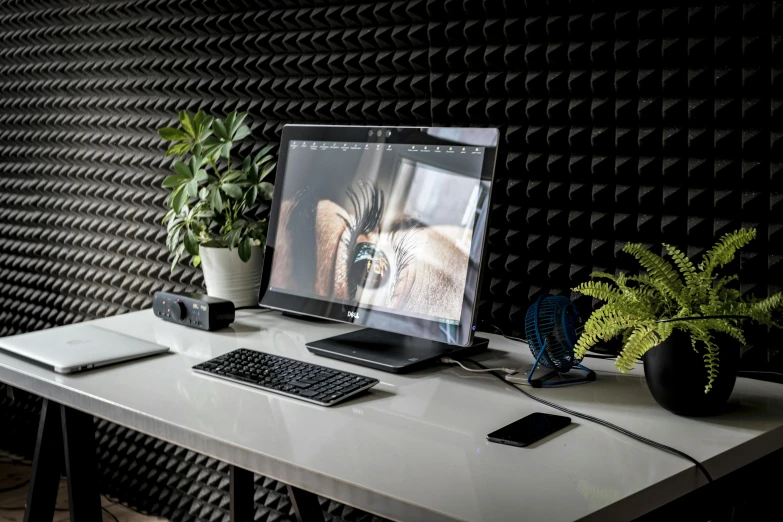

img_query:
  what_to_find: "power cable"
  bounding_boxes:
[461,357,713,484]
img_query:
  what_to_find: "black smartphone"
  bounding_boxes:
[486,413,571,447]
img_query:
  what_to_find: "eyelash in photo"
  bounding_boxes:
[388,226,420,308]
[339,180,384,248]
[287,186,320,291]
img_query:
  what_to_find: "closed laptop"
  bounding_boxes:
[0,324,169,374]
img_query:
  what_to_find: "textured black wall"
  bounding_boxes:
[1,1,782,357]
[1,0,782,520]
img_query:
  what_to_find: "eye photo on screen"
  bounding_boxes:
[268,140,489,324]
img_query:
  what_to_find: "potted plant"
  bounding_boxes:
[572,229,783,416]
[158,110,275,307]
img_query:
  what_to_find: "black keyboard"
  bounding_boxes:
[193,348,379,406]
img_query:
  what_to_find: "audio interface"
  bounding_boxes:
[152,292,235,331]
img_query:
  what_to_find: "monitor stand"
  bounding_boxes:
[306,329,489,373]
[281,311,334,323]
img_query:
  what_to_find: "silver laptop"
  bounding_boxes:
[0,324,169,374]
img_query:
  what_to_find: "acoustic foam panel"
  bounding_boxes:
[0,0,782,520]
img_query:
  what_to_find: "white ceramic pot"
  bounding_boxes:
[199,245,264,307]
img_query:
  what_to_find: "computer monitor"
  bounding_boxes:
[259,125,498,370]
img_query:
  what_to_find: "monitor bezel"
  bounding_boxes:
[259,125,499,347]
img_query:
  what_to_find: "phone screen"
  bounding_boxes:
[486,413,571,447]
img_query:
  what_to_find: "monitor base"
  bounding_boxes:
[281,311,334,323]
[306,329,489,373]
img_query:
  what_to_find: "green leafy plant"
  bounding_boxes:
[573,229,783,392]
[158,110,275,270]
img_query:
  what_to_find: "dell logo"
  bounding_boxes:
[347,311,359,319]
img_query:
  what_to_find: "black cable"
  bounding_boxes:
[0,453,128,520]
[102,505,120,522]
[235,305,263,310]
[0,456,32,466]
[0,479,29,493]
[0,487,122,519]
[0,454,33,494]
[463,358,714,484]
[482,322,529,344]
[0,505,68,511]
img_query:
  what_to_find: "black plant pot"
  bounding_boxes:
[643,330,739,416]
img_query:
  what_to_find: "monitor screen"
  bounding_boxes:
[260,126,498,346]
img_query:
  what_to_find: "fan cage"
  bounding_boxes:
[524,295,582,372]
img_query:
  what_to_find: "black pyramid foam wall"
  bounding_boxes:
[2,1,783,351]
[1,0,782,519]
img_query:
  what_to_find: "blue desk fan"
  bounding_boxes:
[522,294,596,387]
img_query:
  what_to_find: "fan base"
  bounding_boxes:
[507,364,596,388]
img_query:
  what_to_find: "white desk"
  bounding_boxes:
[1,309,782,521]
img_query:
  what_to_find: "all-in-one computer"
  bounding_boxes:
[261,125,499,371]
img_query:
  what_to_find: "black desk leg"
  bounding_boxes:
[230,465,254,522]
[61,405,102,521]
[286,485,325,522]
[24,399,63,522]
[24,400,102,521]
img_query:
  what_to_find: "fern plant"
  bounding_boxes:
[573,229,783,393]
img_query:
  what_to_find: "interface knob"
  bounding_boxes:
[171,300,187,320]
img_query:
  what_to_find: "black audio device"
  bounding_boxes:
[152,292,235,331]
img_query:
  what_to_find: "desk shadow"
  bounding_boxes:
[394,364,457,379]
[333,387,395,407]
[225,323,264,334]
[682,400,783,429]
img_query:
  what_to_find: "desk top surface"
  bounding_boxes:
[1,310,782,522]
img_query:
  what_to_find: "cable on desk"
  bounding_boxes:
[482,322,528,344]
[461,358,714,485]
[440,357,515,374]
